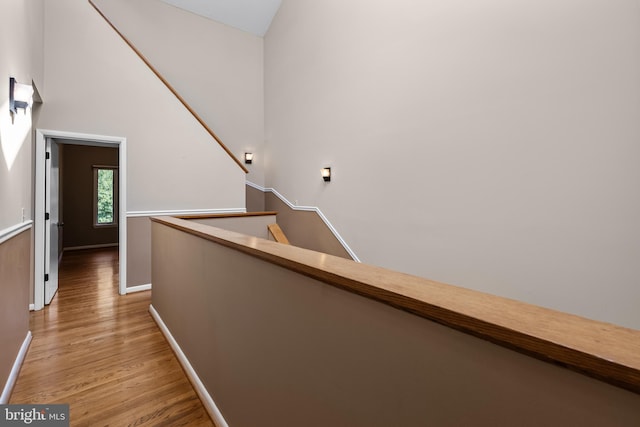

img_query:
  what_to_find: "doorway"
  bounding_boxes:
[34,130,127,310]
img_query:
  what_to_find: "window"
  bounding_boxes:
[93,166,118,227]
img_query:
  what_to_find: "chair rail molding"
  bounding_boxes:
[127,208,246,218]
[0,221,33,246]
[246,181,360,262]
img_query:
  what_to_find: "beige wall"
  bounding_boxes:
[265,192,351,259]
[0,0,44,231]
[38,0,250,289]
[61,144,119,249]
[0,229,31,396]
[246,184,265,212]
[0,0,43,393]
[91,0,266,187]
[187,215,276,240]
[127,216,152,287]
[126,215,277,288]
[152,222,640,426]
[264,0,640,329]
[40,0,246,214]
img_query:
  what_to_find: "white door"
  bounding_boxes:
[44,139,60,304]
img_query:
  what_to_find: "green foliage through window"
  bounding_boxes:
[97,169,114,224]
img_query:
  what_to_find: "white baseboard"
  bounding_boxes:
[149,305,228,427]
[246,181,360,262]
[0,331,32,404]
[64,243,119,251]
[126,283,152,293]
[29,304,35,311]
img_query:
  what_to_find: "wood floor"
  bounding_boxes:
[10,248,215,427]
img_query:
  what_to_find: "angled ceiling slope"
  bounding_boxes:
[160,0,282,37]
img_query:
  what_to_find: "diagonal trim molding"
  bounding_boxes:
[246,181,360,262]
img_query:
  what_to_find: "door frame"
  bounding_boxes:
[34,129,127,310]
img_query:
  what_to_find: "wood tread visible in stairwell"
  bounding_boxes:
[267,223,290,244]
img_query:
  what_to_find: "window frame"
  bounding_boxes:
[93,165,119,228]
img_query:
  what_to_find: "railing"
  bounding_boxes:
[150,216,640,425]
[87,0,248,174]
[152,216,640,394]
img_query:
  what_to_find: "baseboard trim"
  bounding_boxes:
[126,284,152,294]
[29,304,35,311]
[64,243,119,251]
[127,208,246,218]
[246,181,360,262]
[0,331,32,404]
[149,305,228,427]
[0,221,33,246]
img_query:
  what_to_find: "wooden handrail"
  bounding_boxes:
[87,0,249,174]
[177,211,277,220]
[267,223,290,244]
[151,215,640,394]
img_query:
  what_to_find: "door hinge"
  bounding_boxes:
[45,212,50,220]
[44,274,49,282]
[45,152,50,160]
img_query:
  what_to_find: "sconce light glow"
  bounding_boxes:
[1,100,32,171]
[244,152,253,164]
[322,167,331,182]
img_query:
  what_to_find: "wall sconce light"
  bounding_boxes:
[9,77,34,122]
[244,152,253,164]
[322,167,331,182]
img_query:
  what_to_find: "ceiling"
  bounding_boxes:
[159,0,282,37]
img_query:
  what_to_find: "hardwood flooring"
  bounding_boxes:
[10,248,215,427]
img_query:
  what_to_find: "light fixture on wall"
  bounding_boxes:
[244,152,253,164]
[322,167,331,182]
[9,77,34,123]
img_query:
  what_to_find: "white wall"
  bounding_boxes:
[0,0,43,397]
[264,0,640,329]
[92,0,266,186]
[39,0,246,212]
[0,0,44,231]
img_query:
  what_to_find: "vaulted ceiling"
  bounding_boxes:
[159,0,282,36]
